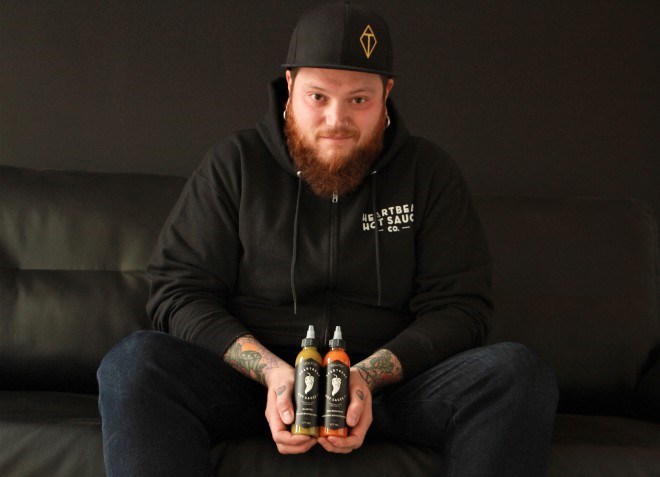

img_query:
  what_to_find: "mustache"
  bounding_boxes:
[315,127,358,138]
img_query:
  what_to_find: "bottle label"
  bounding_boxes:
[294,358,321,429]
[323,361,350,430]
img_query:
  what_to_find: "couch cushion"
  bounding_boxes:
[474,195,660,415]
[0,166,186,392]
[0,392,104,476]
[0,391,441,477]
[210,438,439,476]
[548,414,660,477]
[3,391,659,477]
[211,415,660,477]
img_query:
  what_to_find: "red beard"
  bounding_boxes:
[284,103,386,198]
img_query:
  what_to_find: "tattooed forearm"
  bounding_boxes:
[223,335,283,386]
[354,349,403,393]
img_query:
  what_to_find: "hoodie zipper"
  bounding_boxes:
[329,192,339,290]
[321,191,340,348]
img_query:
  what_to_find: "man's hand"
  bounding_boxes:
[318,348,403,453]
[317,368,372,453]
[223,335,316,454]
[264,366,317,454]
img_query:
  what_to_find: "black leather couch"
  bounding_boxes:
[1,165,659,476]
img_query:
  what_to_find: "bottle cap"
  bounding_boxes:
[301,325,318,348]
[328,325,346,349]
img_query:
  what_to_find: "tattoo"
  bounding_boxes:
[356,389,365,401]
[276,385,286,396]
[354,349,403,393]
[223,335,281,386]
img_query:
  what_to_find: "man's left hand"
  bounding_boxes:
[317,368,373,453]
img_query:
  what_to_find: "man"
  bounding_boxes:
[98,3,558,475]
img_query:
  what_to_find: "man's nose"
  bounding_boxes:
[325,102,349,128]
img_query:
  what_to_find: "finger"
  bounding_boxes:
[266,387,317,454]
[346,388,367,427]
[266,405,317,454]
[273,431,317,454]
[265,390,293,448]
[317,436,357,454]
[265,390,286,431]
[318,406,371,453]
[317,436,350,454]
[332,434,364,451]
[275,384,294,425]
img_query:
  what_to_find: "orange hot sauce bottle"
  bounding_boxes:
[319,326,350,438]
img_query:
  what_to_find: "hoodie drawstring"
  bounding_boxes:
[371,172,383,306]
[291,172,303,314]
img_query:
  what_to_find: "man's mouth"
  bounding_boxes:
[317,132,356,142]
[319,136,352,141]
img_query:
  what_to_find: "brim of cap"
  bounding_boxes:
[281,62,396,78]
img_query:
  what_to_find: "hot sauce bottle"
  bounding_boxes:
[319,326,350,438]
[291,325,322,436]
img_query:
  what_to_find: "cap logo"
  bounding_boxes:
[360,25,377,59]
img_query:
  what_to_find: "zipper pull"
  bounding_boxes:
[332,192,339,203]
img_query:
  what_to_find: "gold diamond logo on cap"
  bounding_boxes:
[360,25,377,59]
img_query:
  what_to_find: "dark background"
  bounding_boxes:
[1,1,658,220]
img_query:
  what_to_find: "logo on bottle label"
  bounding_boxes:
[294,358,321,428]
[323,361,349,430]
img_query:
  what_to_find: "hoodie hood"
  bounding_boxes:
[257,77,410,179]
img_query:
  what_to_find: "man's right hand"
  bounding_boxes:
[264,366,317,454]
[223,335,316,454]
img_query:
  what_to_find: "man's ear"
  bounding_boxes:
[285,70,293,96]
[384,78,395,100]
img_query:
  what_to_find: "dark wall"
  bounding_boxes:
[1,1,658,220]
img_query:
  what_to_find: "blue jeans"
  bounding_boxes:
[98,331,558,476]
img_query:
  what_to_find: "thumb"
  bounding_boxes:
[346,389,366,427]
[275,384,294,425]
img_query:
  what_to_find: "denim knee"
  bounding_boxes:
[97,330,168,393]
[487,342,559,413]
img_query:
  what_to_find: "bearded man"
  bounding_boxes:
[98,3,558,476]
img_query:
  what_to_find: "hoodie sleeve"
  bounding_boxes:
[382,153,493,381]
[146,141,249,357]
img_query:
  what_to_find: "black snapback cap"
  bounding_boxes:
[282,2,395,77]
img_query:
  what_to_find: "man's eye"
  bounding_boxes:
[310,93,324,101]
[354,97,367,104]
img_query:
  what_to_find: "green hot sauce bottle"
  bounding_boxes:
[291,325,322,436]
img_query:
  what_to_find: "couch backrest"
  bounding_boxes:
[474,195,660,415]
[2,167,658,415]
[0,166,186,393]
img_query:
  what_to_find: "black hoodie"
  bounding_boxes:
[146,78,492,381]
